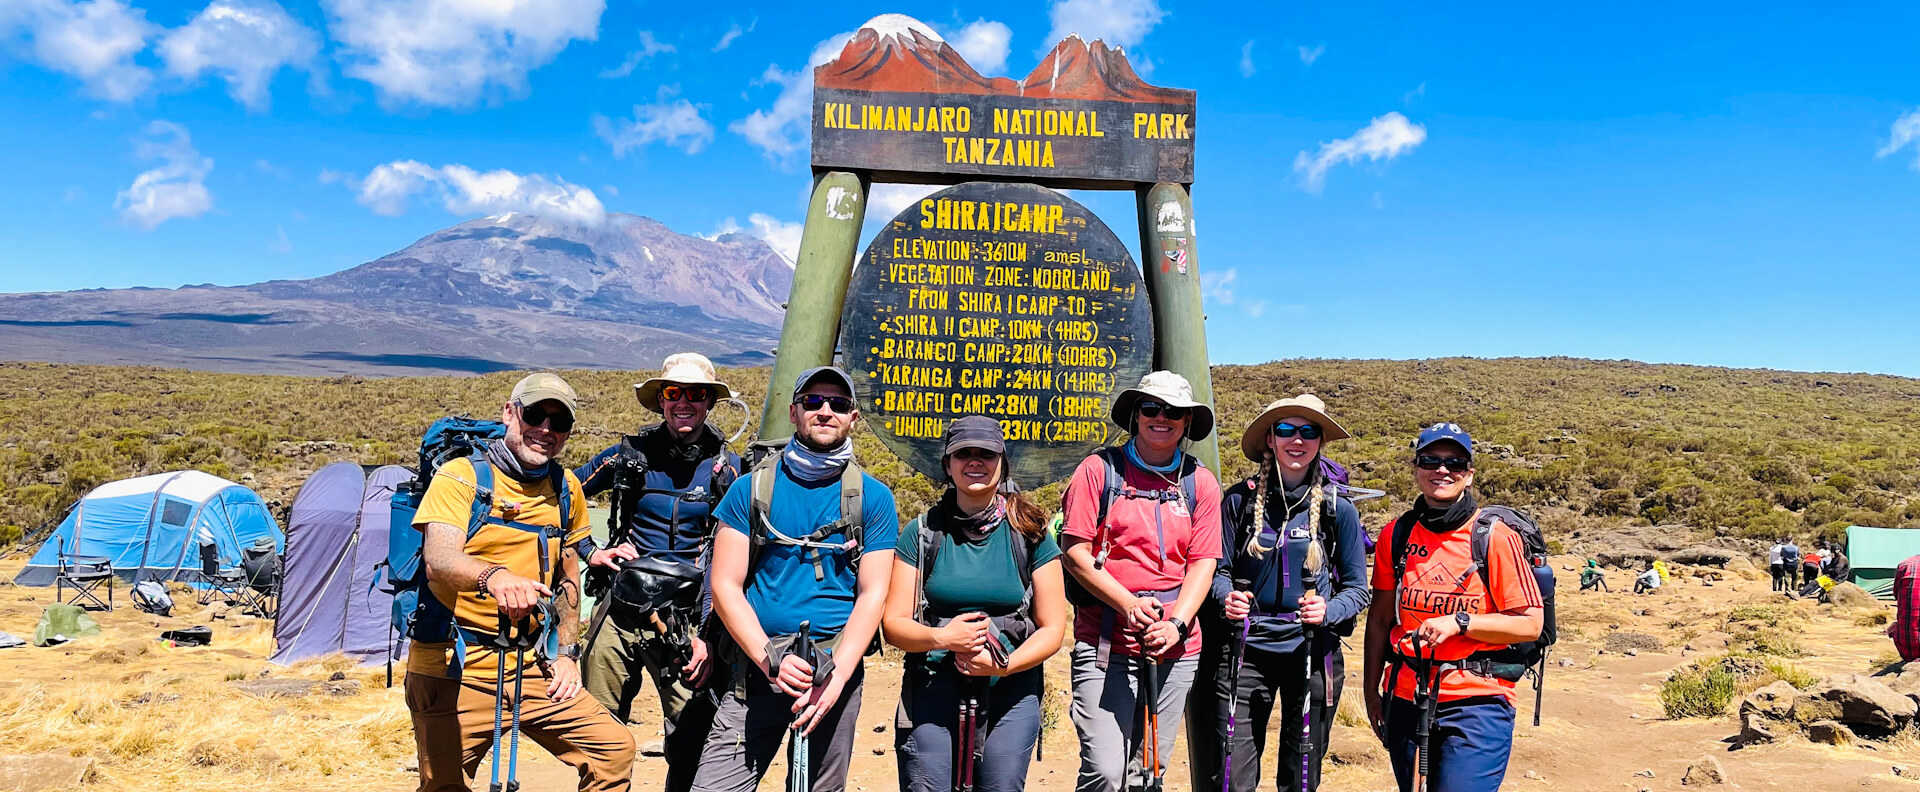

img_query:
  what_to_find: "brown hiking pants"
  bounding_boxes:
[406,668,636,792]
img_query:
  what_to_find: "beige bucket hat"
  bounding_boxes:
[633,353,733,412]
[1239,393,1350,461]
[1109,370,1215,441]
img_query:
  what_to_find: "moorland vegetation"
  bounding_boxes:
[2,357,1916,548]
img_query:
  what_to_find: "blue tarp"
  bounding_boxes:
[270,462,412,666]
[16,470,283,586]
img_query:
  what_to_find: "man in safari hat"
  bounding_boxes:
[574,353,741,792]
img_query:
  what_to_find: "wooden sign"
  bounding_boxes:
[812,15,1195,189]
[840,181,1154,486]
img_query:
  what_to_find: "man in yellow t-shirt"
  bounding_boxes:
[405,372,635,792]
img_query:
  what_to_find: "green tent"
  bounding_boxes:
[1845,526,1920,600]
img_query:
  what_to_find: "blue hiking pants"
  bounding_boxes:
[895,660,1042,792]
[1385,696,1514,792]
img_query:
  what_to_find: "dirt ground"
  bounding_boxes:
[0,555,1913,791]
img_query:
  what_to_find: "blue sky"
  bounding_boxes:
[3,1,1919,375]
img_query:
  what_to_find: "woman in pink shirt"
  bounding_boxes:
[1061,371,1224,792]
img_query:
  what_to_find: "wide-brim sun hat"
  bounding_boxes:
[1240,393,1351,461]
[633,353,734,413]
[1109,370,1214,441]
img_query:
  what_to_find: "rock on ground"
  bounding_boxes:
[1326,725,1386,767]
[1797,674,1918,733]
[1670,547,1737,567]
[1806,720,1854,745]
[1828,583,1880,610]
[1603,631,1664,653]
[1683,756,1726,785]
[0,754,95,790]
[1871,661,1920,708]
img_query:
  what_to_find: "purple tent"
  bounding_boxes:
[270,462,412,666]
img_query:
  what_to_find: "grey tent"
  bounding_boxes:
[271,462,412,665]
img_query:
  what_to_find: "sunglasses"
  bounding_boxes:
[794,393,857,415]
[1136,401,1191,420]
[519,403,575,433]
[1414,454,1471,472]
[1272,422,1322,440]
[950,448,1001,461]
[660,384,714,403]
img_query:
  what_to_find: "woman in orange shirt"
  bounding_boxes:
[1360,423,1543,792]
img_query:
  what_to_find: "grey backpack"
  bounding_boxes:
[131,581,174,616]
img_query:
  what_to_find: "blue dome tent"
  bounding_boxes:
[15,470,284,586]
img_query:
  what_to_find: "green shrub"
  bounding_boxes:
[1661,661,1740,718]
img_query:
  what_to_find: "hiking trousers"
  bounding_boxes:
[583,608,716,792]
[689,662,866,792]
[1205,638,1343,792]
[1384,695,1514,792]
[1069,642,1197,792]
[896,660,1043,792]
[405,667,636,792]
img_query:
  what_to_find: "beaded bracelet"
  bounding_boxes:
[476,564,508,596]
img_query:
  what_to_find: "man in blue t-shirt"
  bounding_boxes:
[573,353,742,792]
[692,365,898,792]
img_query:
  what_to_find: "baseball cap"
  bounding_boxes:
[941,415,1006,458]
[511,372,579,416]
[1412,422,1473,458]
[793,365,857,399]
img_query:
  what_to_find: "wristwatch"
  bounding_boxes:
[1454,612,1472,635]
[556,643,582,661]
[1168,616,1190,639]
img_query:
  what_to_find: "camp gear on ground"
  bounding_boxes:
[1238,395,1351,461]
[272,462,411,667]
[1110,370,1215,441]
[32,603,100,646]
[54,538,114,611]
[161,625,213,646]
[1388,504,1556,722]
[635,352,736,411]
[17,470,283,587]
[384,417,571,680]
[131,580,173,616]
[0,632,22,649]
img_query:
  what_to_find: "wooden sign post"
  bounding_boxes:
[756,13,1216,477]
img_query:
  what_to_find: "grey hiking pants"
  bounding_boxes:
[689,662,865,792]
[1069,642,1197,792]
[582,608,716,792]
[896,660,1043,792]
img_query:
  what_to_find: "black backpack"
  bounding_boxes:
[1389,504,1557,724]
[603,428,740,564]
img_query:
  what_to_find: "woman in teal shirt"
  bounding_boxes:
[883,415,1069,792]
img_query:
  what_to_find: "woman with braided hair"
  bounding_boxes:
[1191,394,1370,792]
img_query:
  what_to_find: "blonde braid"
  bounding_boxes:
[1246,450,1278,559]
[1303,467,1327,576]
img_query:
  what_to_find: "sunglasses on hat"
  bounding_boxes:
[518,402,575,433]
[1414,454,1471,472]
[794,393,856,415]
[660,384,714,403]
[1137,400,1191,420]
[1272,422,1322,439]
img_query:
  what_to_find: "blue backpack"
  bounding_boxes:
[384,417,571,679]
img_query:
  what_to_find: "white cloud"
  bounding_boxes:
[1292,112,1427,192]
[746,213,802,263]
[1044,0,1163,50]
[592,87,714,156]
[353,160,605,225]
[1200,268,1267,318]
[947,19,1010,75]
[115,120,213,229]
[867,183,938,225]
[1238,40,1254,78]
[321,0,604,108]
[730,31,852,162]
[2,0,158,101]
[599,29,673,78]
[1298,43,1324,65]
[157,0,318,110]
[712,18,754,52]
[1877,108,1920,171]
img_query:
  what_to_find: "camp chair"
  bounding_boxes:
[239,539,281,618]
[55,538,114,611]
[197,542,251,610]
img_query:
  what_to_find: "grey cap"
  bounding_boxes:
[510,372,579,416]
[793,365,857,399]
[941,415,1006,457]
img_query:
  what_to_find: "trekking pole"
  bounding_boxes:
[1299,621,1315,792]
[1221,578,1252,792]
[788,621,813,792]
[1139,646,1164,792]
[1533,650,1547,728]
[489,612,509,792]
[955,677,984,792]
[1410,635,1437,792]
[487,608,539,792]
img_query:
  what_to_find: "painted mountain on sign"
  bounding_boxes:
[0,213,790,376]
[814,13,1192,104]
